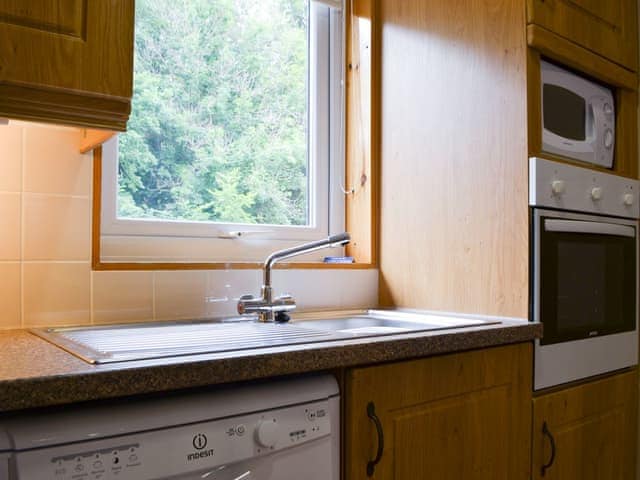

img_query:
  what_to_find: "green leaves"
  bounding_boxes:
[118,0,310,226]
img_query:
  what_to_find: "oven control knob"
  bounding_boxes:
[551,180,566,196]
[604,129,614,149]
[624,193,635,206]
[255,419,279,448]
[591,187,603,201]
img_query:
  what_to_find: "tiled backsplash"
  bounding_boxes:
[0,121,378,329]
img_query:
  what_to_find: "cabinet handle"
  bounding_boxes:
[366,402,384,477]
[541,421,556,477]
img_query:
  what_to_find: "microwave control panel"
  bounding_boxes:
[529,157,640,219]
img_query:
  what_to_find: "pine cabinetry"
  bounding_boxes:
[344,343,532,480]
[527,0,638,71]
[0,0,134,130]
[531,369,638,480]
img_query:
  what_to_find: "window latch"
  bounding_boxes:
[216,230,274,239]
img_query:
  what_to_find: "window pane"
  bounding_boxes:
[118,0,310,226]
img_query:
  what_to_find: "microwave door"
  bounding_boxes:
[538,217,636,346]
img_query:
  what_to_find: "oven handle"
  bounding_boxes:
[544,219,636,238]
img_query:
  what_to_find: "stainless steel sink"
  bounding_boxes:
[31,309,500,364]
[293,310,499,335]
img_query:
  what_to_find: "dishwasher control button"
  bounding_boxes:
[255,419,279,448]
[236,424,246,436]
[624,193,635,206]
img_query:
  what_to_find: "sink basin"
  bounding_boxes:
[293,310,499,336]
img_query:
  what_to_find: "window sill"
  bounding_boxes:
[92,260,376,271]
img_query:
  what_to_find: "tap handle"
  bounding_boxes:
[275,311,291,323]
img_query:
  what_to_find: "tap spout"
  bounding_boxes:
[263,232,351,286]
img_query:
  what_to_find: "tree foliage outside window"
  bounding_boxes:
[118,0,310,226]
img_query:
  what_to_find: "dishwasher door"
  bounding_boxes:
[5,381,340,480]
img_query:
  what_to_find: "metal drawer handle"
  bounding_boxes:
[541,421,556,477]
[366,402,384,477]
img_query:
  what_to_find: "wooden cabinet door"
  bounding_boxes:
[0,0,134,130]
[532,370,638,480]
[527,0,638,71]
[344,343,532,480]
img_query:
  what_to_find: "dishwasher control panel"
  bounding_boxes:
[12,399,332,480]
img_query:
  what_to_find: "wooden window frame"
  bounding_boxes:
[91,0,378,271]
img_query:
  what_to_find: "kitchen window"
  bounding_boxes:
[100,0,345,263]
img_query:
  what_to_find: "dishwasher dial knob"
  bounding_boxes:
[591,187,603,201]
[624,193,635,206]
[255,419,279,448]
[551,180,566,196]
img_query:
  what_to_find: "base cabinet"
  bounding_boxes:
[344,343,532,480]
[532,370,638,480]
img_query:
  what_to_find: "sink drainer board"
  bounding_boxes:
[31,322,340,364]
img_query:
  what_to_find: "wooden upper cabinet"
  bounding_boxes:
[532,370,638,480]
[0,0,134,130]
[344,343,532,480]
[527,0,639,71]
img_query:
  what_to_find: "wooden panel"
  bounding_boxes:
[526,33,639,179]
[0,0,134,130]
[377,0,529,317]
[532,370,638,480]
[79,129,115,154]
[527,25,637,90]
[527,0,638,71]
[0,0,85,37]
[345,0,376,264]
[345,343,532,480]
[0,82,131,131]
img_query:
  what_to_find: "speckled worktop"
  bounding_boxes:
[0,319,541,412]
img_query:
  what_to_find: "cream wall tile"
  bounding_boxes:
[93,271,153,324]
[0,124,22,192]
[205,269,261,317]
[0,193,21,260]
[0,264,21,329]
[23,195,91,261]
[23,125,92,196]
[24,263,91,327]
[154,271,208,321]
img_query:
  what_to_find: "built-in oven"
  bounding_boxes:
[530,157,639,390]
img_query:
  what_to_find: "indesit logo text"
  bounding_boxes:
[187,433,214,462]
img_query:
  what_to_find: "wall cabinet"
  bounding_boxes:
[532,370,638,480]
[344,343,532,480]
[527,0,638,71]
[0,0,134,130]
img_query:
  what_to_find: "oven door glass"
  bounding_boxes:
[539,217,636,345]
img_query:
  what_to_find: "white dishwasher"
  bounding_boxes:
[0,375,339,480]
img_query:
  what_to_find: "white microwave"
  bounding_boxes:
[541,60,615,168]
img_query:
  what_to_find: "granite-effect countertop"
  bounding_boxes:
[0,318,541,412]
